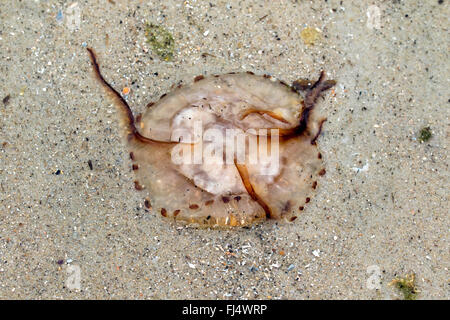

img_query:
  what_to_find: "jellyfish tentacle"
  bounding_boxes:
[244,72,336,140]
[311,118,327,145]
[87,48,176,146]
[292,79,336,92]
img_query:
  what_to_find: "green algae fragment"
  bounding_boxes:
[390,273,418,300]
[418,126,432,143]
[145,23,175,61]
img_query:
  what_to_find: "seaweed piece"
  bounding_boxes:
[390,273,418,300]
[418,126,432,142]
[145,23,175,61]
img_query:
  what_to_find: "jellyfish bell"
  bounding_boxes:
[87,48,335,227]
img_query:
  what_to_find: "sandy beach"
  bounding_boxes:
[0,0,448,299]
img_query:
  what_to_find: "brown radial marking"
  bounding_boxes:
[87,48,177,146]
[160,208,167,217]
[311,118,327,145]
[289,216,297,222]
[312,181,317,189]
[318,152,322,159]
[173,210,180,217]
[299,206,304,211]
[129,152,135,161]
[222,196,230,203]
[132,164,139,170]
[240,109,290,124]
[234,196,241,202]
[144,199,151,209]
[234,160,272,219]
[205,200,214,206]
[146,101,154,108]
[189,204,199,210]
[246,71,255,75]
[318,168,326,176]
[305,197,310,203]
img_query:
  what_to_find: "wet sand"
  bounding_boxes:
[0,0,448,299]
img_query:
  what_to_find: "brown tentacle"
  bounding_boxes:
[87,48,176,145]
[248,71,335,140]
[311,118,327,145]
[292,79,336,92]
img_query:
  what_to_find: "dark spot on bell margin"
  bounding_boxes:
[135,113,142,123]
[312,181,317,189]
[134,181,144,190]
[173,210,180,217]
[129,152,135,161]
[289,216,297,222]
[146,102,154,108]
[222,196,230,203]
[160,93,167,99]
[160,208,167,217]
[305,197,310,203]
[205,200,214,206]
[246,71,255,75]
[318,152,322,159]
[263,74,270,78]
[132,164,139,170]
[194,75,204,82]
[234,196,241,202]
[144,199,151,209]
[318,168,326,176]
[299,206,304,211]
[189,204,199,210]
[206,215,211,220]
